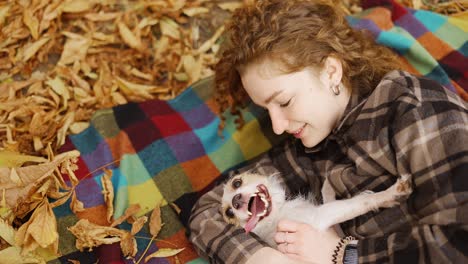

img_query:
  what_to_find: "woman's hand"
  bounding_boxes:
[275,219,341,264]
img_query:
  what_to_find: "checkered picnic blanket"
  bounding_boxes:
[50,1,467,263]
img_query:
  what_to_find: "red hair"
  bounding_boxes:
[214,0,400,129]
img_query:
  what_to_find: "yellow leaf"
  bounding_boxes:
[117,22,143,51]
[101,169,114,222]
[20,37,50,62]
[111,204,141,227]
[69,122,89,134]
[84,12,120,22]
[160,17,180,39]
[145,248,185,262]
[70,191,85,213]
[183,7,209,17]
[45,76,70,104]
[9,168,22,186]
[217,2,243,12]
[0,5,10,25]
[0,150,47,167]
[61,0,95,13]
[59,34,90,65]
[0,218,16,246]
[149,205,162,237]
[68,219,126,251]
[0,247,44,264]
[16,200,58,254]
[23,9,39,40]
[130,216,147,235]
[120,232,137,257]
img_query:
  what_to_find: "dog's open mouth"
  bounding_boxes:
[244,184,272,233]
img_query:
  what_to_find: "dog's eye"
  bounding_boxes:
[232,178,242,189]
[225,207,235,218]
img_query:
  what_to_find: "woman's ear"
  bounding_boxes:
[323,56,343,87]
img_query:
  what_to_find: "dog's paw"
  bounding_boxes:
[394,174,412,197]
[380,174,412,208]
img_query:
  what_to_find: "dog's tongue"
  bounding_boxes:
[244,195,263,233]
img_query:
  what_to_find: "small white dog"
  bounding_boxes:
[221,172,412,247]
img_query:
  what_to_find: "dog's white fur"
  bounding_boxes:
[221,172,412,247]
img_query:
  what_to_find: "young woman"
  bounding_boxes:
[188,0,468,263]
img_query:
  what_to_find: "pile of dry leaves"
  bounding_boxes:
[0,0,244,156]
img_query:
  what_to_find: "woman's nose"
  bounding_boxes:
[269,108,288,135]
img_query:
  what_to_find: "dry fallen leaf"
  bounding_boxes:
[68,219,126,252]
[144,248,185,262]
[0,150,47,167]
[111,204,141,227]
[16,199,59,255]
[149,205,162,237]
[101,169,114,223]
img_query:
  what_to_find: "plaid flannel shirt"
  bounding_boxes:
[188,70,468,263]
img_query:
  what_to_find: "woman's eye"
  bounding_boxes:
[280,99,291,107]
[232,178,242,189]
[226,208,235,218]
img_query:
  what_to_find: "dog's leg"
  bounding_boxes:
[309,175,412,231]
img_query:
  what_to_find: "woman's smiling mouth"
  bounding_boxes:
[290,124,306,138]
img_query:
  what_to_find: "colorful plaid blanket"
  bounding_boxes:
[50,1,467,263]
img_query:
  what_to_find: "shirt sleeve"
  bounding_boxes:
[358,81,468,263]
[188,140,313,263]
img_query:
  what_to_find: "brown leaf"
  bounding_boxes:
[16,199,59,254]
[101,169,114,223]
[68,219,126,251]
[130,216,147,235]
[111,204,141,227]
[145,248,185,262]
[120,232,137,257]
[117,22,144,51]
[70,190,85,213]
[149,205,162,237]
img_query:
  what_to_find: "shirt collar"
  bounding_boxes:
[303,89,368,153]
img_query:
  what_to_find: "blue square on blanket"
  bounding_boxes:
[75,177,104,208]
[81,140,115,176]
[168,88,204,112]
[165,131,206,162]
[70,125,104,155]
[113,102,148,129]
[414,10,447,32]
[194,118,230,154]
[138,139,179,176]
[120,153,152,186]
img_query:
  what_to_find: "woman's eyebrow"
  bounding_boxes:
[264,90,283,104]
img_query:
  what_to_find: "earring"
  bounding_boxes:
[332,83,341,95]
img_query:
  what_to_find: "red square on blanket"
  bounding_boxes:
[151,113,191,137]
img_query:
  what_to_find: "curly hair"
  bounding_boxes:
[214,0,401,129]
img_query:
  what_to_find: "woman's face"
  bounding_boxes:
[240,61,350,148]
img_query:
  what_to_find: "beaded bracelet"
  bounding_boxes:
[332,236,358,264]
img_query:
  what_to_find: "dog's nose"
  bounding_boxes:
[232,194,242,209]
